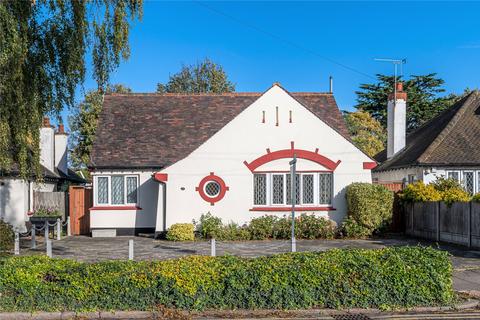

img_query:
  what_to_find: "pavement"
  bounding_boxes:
[18,235,480,293]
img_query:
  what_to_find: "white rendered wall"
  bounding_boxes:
[157,85,372,229]
[0,178,29,232]
[373,167,424,184]
[89,170,159,230]
[54,133,68,174]
[40,126,55,172]
[387,98,406,159]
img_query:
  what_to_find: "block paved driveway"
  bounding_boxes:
[20,235,480,294]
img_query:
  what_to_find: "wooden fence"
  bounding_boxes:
[33,191,67,220]
[405,201,480,248]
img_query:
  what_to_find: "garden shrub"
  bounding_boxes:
[296,214,336,239]
[400,178,471,205]
[340,217,371,239]
[472,193,480,202]
[166,223,195,241]
[195,213,223,239]
[248,215,279,240]
[0,220,14,252]
[346,183,394,233]
[0,247,453,311]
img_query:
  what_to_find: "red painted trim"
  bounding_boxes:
[244,143,341,172]
[249,206,336,212]
[195,173,229,205]
[153,173,168,182]
[363,162,377,170]
[90,206,142,211]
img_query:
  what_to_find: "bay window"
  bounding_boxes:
[253,172,333,207]
[95,175,139,206]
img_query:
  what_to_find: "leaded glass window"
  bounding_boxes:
[126,176,138,204]
[319,173,333,205]
[286,174,300,205]
[302,174,314,204]
[111,176,125,204]
[254,174,267,205]
[272,174,284,204]
[463,171,474,195]
[447,171,460,182]
[97,177,109,204]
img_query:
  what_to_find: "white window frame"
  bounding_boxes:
[445,169,480,194]
[252,172,333,207]
[94,175,139,206]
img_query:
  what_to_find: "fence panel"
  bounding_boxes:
[405,201,479,249]
[411,202,437,240]
[439,202,470,246]
[33,192,66,220]
[472,202,480,248]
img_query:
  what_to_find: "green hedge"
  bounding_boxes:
[345,183,393,234]
[0,247,453,312]
[196,213,336,241]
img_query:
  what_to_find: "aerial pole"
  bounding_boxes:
[374,58,407,108]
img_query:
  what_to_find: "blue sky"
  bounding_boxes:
[67,1,480,125]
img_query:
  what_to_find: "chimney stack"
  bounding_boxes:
[40,117,55,172]
[387,82,407,159]
[55,124,68,174]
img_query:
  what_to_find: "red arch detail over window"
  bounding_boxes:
[195,172,229,206]
[243,142,341,172]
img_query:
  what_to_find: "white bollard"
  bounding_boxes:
[67,217,71,237]
[128,239,134,260]
[56,218,61,240]
[44,224,49,240]
[46,240,52,258]
[14,232,20,255]
[291,237,296,253]
[211,238,216,257]
[31,228,36,249]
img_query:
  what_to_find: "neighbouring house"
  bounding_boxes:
[89,84,375,237]
[0,118,86,231]
[373,84,480,194]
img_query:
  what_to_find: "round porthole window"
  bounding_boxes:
[205,181,221,197]
[196,173,229,205]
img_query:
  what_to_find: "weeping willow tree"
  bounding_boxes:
[0,0,142,179]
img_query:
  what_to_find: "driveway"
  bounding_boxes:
[19,235,480,294]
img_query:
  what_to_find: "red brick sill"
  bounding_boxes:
[249,206,335,212]
[89,206,143,211]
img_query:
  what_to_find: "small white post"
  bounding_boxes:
[56,218,61,240]
[44,223,49,240]
[31,228,36,249]
[46,240,52,258]
[211,238,216,257]
[128,239,134,260]
[14,232,20,255]
[67,217,71,237]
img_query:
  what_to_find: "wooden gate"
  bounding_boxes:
[69,186,92,235]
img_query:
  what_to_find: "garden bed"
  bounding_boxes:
[0,246,453,312]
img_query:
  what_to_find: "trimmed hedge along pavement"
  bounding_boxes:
[0,247,453,312]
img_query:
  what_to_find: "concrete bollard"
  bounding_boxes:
[31,228,36,249]
[46,240,52,258]
[211,238,216,257]
[67,217,71,237]
[128,239,134,260]
[291,237,296,253]
[14,232,20,255]
[56,218,61,240]
[44,224,49,240]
